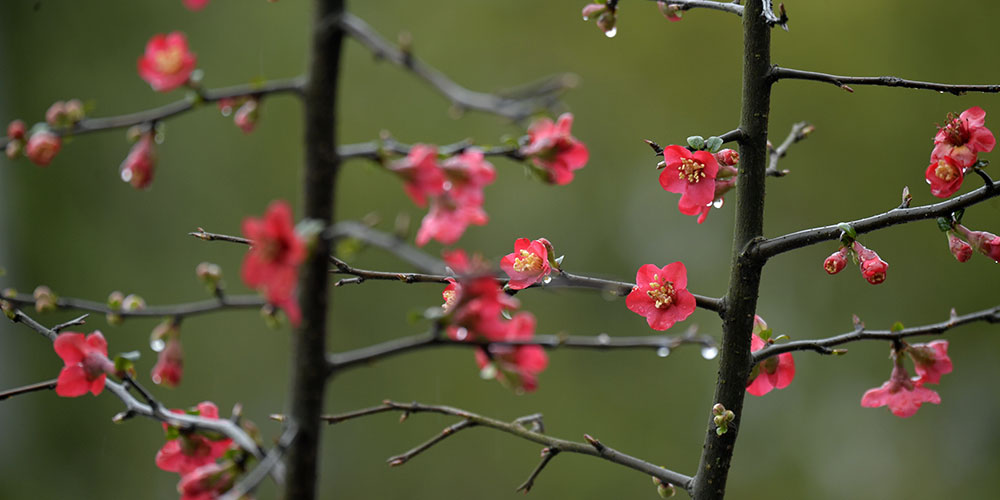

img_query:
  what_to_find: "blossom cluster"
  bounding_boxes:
[823,240,889,285]
[441,250,548,392]
[861,341,952,418]
[924,107,994,198]
[155,401,238,500]
[241,200,306,326]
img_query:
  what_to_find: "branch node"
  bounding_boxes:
[583,434,605,451]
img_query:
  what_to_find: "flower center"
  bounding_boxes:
[155,47,185,75]
[934,160,960,182]
[678,158,706,183]
[442,289,457,309]
[941,113,970,145]
[823,259,839,274]
[646,274,676,309]
[512,250,543,273]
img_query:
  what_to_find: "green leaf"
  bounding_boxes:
[936,217,953,232]
[836,222,857,240]
[164,426,180,441]
[758,327,772,342]
[952,208,965,223]
[686,136,705,150]
[890,321,904,333]
[706,136,723,153]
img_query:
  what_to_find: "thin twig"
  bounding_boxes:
[516,447,560,493]
[218,423,298,500]
[771,66,1000,95]
[751,178,1000,260]
[657,0,744,17]
[0,379,58,402]
[752,306,1000,362]
[3,293,265,319]
[338,137,523,163]
[766,121,811,177]
[386,419,475,466]
[51,314,89,333]
[314,400,694,492]
[328,221,448,274]
[338,13,573,121]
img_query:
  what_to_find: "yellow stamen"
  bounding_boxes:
[678,157,707,183]
[155,47,185,74]
[934,160,959,182]
[646,273,676,309]
[513,249,543,273]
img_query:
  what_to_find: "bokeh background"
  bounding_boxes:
[2,1,1000,498]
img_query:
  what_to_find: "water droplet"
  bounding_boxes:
[455,328,468,341]
[120,168,133,183]
[443,181,453,190]
[479,363,497,380]
[656,346,671,358]
[597,333,610,345]
[701,346,719,360]
[604,27,617,38]
[582,15,590,21]
[713,198,725,209]
[542,276,552,285]
[150,338,166,352]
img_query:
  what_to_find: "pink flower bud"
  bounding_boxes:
[45,101,67,127]
[119,134,156,189]
[966,229,1000,262]
[233,98,259,133]
[657,1,683,22]
[852,241,888,285]
[714,148,739,167]
[581,3,606,20]
[151,335,183,387]
[6,140,23,160]
[596,11,617,36]
[25,130,62,166]
[64,99,85,124]
[947,232,973,263]
[823,247,849,275]
[183,0,210,11]
[7,120,26,140]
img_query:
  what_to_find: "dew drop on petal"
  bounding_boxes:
[597,333,610,345]
[656,346,671,358]
[454,327,468,341]
[150,338,166,352]
[542,276,552,285]
[604,27,617,38]
[443,181,453,190]
[582,15,590,20]
[713,198,725,209]
[121,168,133,183]
[701,346,719,360]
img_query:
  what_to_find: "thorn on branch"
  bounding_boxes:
[583,434,605,452]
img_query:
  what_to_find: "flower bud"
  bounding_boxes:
[657,483,676,498]
[45,101,67,127]
[965,229,1000,263]
[33,285,57,313]
[25,130,61,166]
[1,300,16,320]
[852,241,888,285]
[119,133,156,189]
[712,403,725,416]
[107,291,125,309]
[7,120,26,140]
[122,294,146,311]
[6,140,23,160]
[581,3,606,20]
[823,247,849,275]
[64,99,85,124]
[657,1,683,22]
[596,11,617,37]
[151,334,183,387]
[714,148,739,167]
[947,232,973,263]
[196,262,223,285]
[233,98,259,134]
[217,97,238,116]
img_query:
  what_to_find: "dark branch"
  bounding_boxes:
[337,136,523,163]
[660,0,744,17]
[751,178,1000,260]
[328,221,449,274]
[753,306,1000,363]
[327,327,717,374]
[3,293,266,320]
[516,447,560,494]
[766,121,811,177]
[0,379,58,402]
[338,13,574,121]
[218,423,299,500]
[771,66,1000,95]
[314,400,694,492]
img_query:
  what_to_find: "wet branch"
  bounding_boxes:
[771,66,1000,95]
[0,379,58,402]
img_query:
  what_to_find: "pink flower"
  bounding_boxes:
[475,312,548,392]
[233,99,259,134]
[625,262,696,331]
[931,106,995,168]
[746,316,795,396]
[137,32,197,93]
[151,335,183,387]
[390,144,445,207]
[861,359,940,418]
[965,229,1000,262]
[907,340,952,385]
[448,276,518,341]
[53,331,112,397]
[183,0,210,11]
[7,120,26,140]
[177,462,234,500]
[658,145,721,217]
[520,113,589,185]
[415,197,488,247]
[156,402,232,475]
[852,241,887,285]
[440,148,496,207]
[824,246,849,275]
[500,238,551,290]
[241,201,305,326]
[25,130,61,166]
[120,133,157,189]
[925,156,964,199]
[947,232,973,263]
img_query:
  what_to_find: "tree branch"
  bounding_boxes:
[751,178,1000,260]
[752,306,1000,363]
[3,292,266,320]
[657,0,744,17]
[770,66,1000,95]
[766,121,811,177]
[0,78,304,149]
[516,447,559,494]
[338,136,523,163]
[337,13,574,121]
[218,423,299,500]
[0,379,58,402]
[312,400,694,493]
[327,326,717,374]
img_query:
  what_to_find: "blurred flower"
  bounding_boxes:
[156,402,232,475]
[241,201,305,326]
[120,133,157,189]
[389,144,445,207]
[138,32,197,92]
[53,331,112,397]
[475,312,548,392]
[183,0,210,11]
[25,129,61,166]
[440,148,495,207]
[625,262,696,331]
[177,462,235,500]
[152,335,184,387]
[500,238,551,290]
[521,113,589,185]
[414,197,488,247]
[746,316,795,396]
[233,98,259,134]
[7,120,26,140]
[658,145,720,217]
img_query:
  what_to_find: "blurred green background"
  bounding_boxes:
[2,1,1000,498]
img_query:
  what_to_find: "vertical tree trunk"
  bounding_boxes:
[691,1,772,498]
[284,0,345,498]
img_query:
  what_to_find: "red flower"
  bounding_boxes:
[625,263,696,331]
[390,144,445,207]
[931,106,995,168]
[475,312,548,392]
[53,331,112,397]
[907,340,952,385]
[241,201,305,326]
[852,241,887,285]
[965,228,1000,262]
[658,145,720,216]
[746,316,795,396]
[7,120,26,140]
[500,238,551,290]
[947,232,973,263]
[824,246,849,275]
[156,402,232,475]
[447,276,518,341]
[861,358,940,418]
[520,113,589,185]
[25,130,61,166]
[183,0,210,11]
[137,32,197,93]
[415,197,488,247]
[440,148,496,207]
[177,462,234,500]
[151,335,183,388]
[925,156,964,199]
[120,133,157,190]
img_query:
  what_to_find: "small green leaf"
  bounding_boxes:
[758,327,772,342]
[952,208,965,223]
[164,426,180,441]
[937,217,953,232]
[890,321,904,333]
[706,136,723,153]
[772,334,789,342]
[836,222,857,240]
[686,136,705,150]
